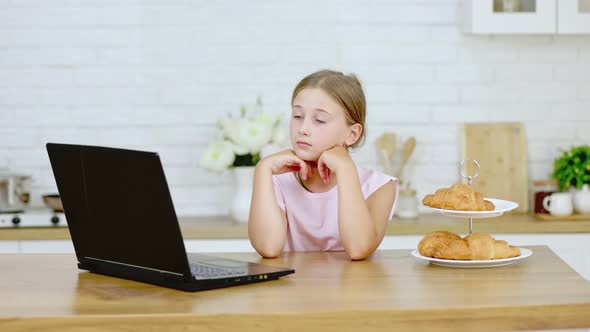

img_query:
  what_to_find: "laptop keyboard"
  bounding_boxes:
[189,263,245,278]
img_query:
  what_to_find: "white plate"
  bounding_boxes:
[411,248,532,268]
[425,198,518,218]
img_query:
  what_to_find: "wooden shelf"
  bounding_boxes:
[534,213,590,221]
[2,213,590,241]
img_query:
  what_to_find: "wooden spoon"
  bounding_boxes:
[375,132,397,175]
[396,136,416,181]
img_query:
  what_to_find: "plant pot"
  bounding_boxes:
[230,166,255,224]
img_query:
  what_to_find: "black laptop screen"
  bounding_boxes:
[47,144,191,276]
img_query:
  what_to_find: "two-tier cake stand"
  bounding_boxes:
[411,159,532,268]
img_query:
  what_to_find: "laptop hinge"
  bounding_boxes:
[84,256,186,281]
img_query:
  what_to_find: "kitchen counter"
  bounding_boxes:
[2,213,590,241]
[1,246,589,332]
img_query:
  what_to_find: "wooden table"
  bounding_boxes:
[1,246,590,332]
[3,213,590,240]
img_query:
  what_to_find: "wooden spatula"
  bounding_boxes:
[396,136,416,181]
[375,132,397,175]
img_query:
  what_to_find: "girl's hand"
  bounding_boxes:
[259,149,313,180]
[317,146,354,184]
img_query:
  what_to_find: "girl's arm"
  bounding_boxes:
[248,149,310,258]
[336,163,396,260]
[317,146,396,260]
[248,161,287,258]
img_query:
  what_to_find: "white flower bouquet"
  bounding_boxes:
[200,98,289,172]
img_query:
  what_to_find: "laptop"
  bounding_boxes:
[46,143,294,292]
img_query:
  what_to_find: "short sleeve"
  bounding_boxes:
[272,175,286,212]
[387,177,399,220]
[361,170,399,221]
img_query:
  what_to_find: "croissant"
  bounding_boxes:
[418,231,520,260]
[422,184,495,211]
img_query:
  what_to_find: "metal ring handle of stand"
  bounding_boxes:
[459,159,480,186]
[459,159,480,234]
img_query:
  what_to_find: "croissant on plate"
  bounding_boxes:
[422,184,495,211]
[418,230,520,260]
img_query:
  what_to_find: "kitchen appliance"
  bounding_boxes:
[0,169,66,227]
[0,169,32,213]
[0,207,66,227]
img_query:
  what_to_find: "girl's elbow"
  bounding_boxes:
[348,251,371,261]
[255,245,282,258]
[345,236,379,260]
[346,246,374,261]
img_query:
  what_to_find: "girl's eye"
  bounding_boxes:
[292,115,302,119]
[314,119,326,124]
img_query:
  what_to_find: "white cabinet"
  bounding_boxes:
[0,241,18,253]
[462,0,590,34]
[558,0,590,34]
[11,239,256,254]
[184,239,255,253]
[18,240,74,253]
[462,0,557,34]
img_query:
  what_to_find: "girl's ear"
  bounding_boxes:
[346,123,363,146]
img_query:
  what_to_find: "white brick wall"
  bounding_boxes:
[0,0,589,216]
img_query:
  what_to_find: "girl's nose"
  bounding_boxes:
[298,119,311,136]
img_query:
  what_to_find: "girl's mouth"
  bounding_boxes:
[296,141,312,147]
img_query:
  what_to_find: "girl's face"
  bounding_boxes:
[290,88,360,161]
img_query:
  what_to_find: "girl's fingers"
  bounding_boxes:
[281,157,302,174]
[284,161,299,171]
[285,165,300,172]
[299,160,309,181]
[317,159,325,182]
[286,156,307,180]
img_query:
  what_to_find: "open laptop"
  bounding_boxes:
[46,143,294,292]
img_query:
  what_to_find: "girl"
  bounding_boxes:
[248,70,398,260]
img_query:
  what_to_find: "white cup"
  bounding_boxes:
[542,192,573,217]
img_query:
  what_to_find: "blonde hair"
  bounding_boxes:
[291,69,366,149]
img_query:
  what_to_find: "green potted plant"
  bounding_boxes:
[552,145,590,192]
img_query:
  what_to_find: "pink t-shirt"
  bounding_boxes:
[272,166,398,252]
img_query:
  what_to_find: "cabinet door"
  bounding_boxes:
[0,241,18,253]
[463,0,557,34]
[184,239,255,253]
[558,0,590,33]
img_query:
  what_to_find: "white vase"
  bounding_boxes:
[230,166,255,223]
